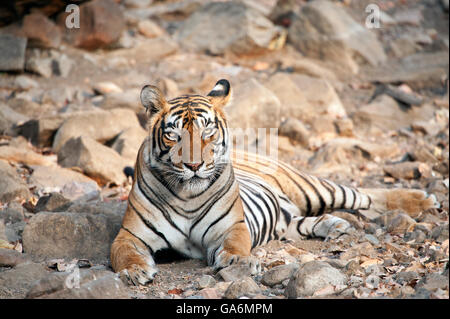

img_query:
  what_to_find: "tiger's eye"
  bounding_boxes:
[203,127,217,139]
[164,132,178,141]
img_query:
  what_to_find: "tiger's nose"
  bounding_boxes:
[184,162,203,172]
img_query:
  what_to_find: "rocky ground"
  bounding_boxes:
[0,0,449,299]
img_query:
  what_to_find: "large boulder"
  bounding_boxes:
[288,0,386,73]
[22,211,122,263]
[0,34,27,71]
[175,1,286,55]
[52,108,141,153]
[57,0,125,50]
[57,136,129,185]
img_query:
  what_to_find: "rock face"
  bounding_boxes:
[224,277,261,299]
[288,0,386,73]
[16,116,65,147]
[26,269,130,299]
[58,0,126,50]
[22,211,121,263]
[175,1,286,55]
[29,165,98,192]
[22,12,61,48]
[0,160,31,203]
[0,34,27,71]
[0,262,50,299]
[52,108,141,153]
[57,136,129,185]
[261,263,299,287]
[111,126,149,165]
[284,261,347,298]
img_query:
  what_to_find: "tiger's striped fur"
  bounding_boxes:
[111,79,439,285]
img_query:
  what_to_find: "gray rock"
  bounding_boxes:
[35,193,72,213]
[284,261,347,298]
[29,165,98,192]
[22,211,121,263]
[99,89,141,113]
[0,248,31,267]
[61,181,101,203]
[261,263,299,287]
[288,0,386,73]
[25,50,53,78]
[21,12,61,49]
[218,264,254,282]
[0,201,24,224]
[0,34,27,71]
[175,1,285,55]
[26,269,129,299]
[52,108,140,153]
[416,273,449,291]
[57,136,129,185]
[431,223,449,243]
[52,54,74,78]
[111,126,148,166]
[0,262,50,299]
[14,76,39,90]
[0,159,31,203]
[395,271,418,285]
[16,116,65,147]
[224,277,261,299]
[374,210,416,234]
[0,103,30,134]
[198,275,217,289]
[367,51,449,89]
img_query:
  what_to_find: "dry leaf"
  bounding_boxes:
[168,288,183,295]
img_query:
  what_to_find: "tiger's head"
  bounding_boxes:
[140,79,232,195]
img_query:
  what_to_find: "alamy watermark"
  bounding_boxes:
[65,4,80,29]
[365,4,381,29]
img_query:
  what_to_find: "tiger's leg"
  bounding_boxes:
[205,201,261,274]
[284,215,354,241]
[360,188,440,218]
[111,228,159,285]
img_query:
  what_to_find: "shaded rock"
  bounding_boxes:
[24,50,53,78]
[288,0,386,73]
[111,126,148,165]
[384,161,432,180]
[261,263,299,287]
[367,51,449,89]
[16,115,65,147]
[279,118,310,147]
[284,261,347,298]
[175,1,285,55]
[224,277,261,299]
[416,273,449,291]
[375,211,417,234]
[57,0,125,50]
[395,271,419,285]
[352,95,436,133]
[0,262,50,299]
[35,193,72,213]
[26,269,129,299]
[57,136,129,185]
[93,82,123,95]
[52,108,140,153]
[22,211,120,262]
[0,201,25,224]
[29,165,97,192]
[198,287,220,299]
[0,248,30,267]
[0,104,29,135]
[22,12,61,48]
[431,223,449,243]
[339,242,375,261]
[0,34,27,71]
[0,159,31,202]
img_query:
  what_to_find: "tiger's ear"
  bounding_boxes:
[140,85,167,116]
[207,79,232,109]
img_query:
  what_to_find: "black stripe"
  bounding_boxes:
[350,189,357,210]
[320,179,336,210]
[128,200,172,249]
[201,197,238,247]
[241,193,260,248]
[240,187,267,246]
[338,185,347,209]
[121,226,155,256]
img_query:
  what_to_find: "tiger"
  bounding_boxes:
[110,79,439,285]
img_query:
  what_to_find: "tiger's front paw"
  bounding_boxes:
[119,263,159,286]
